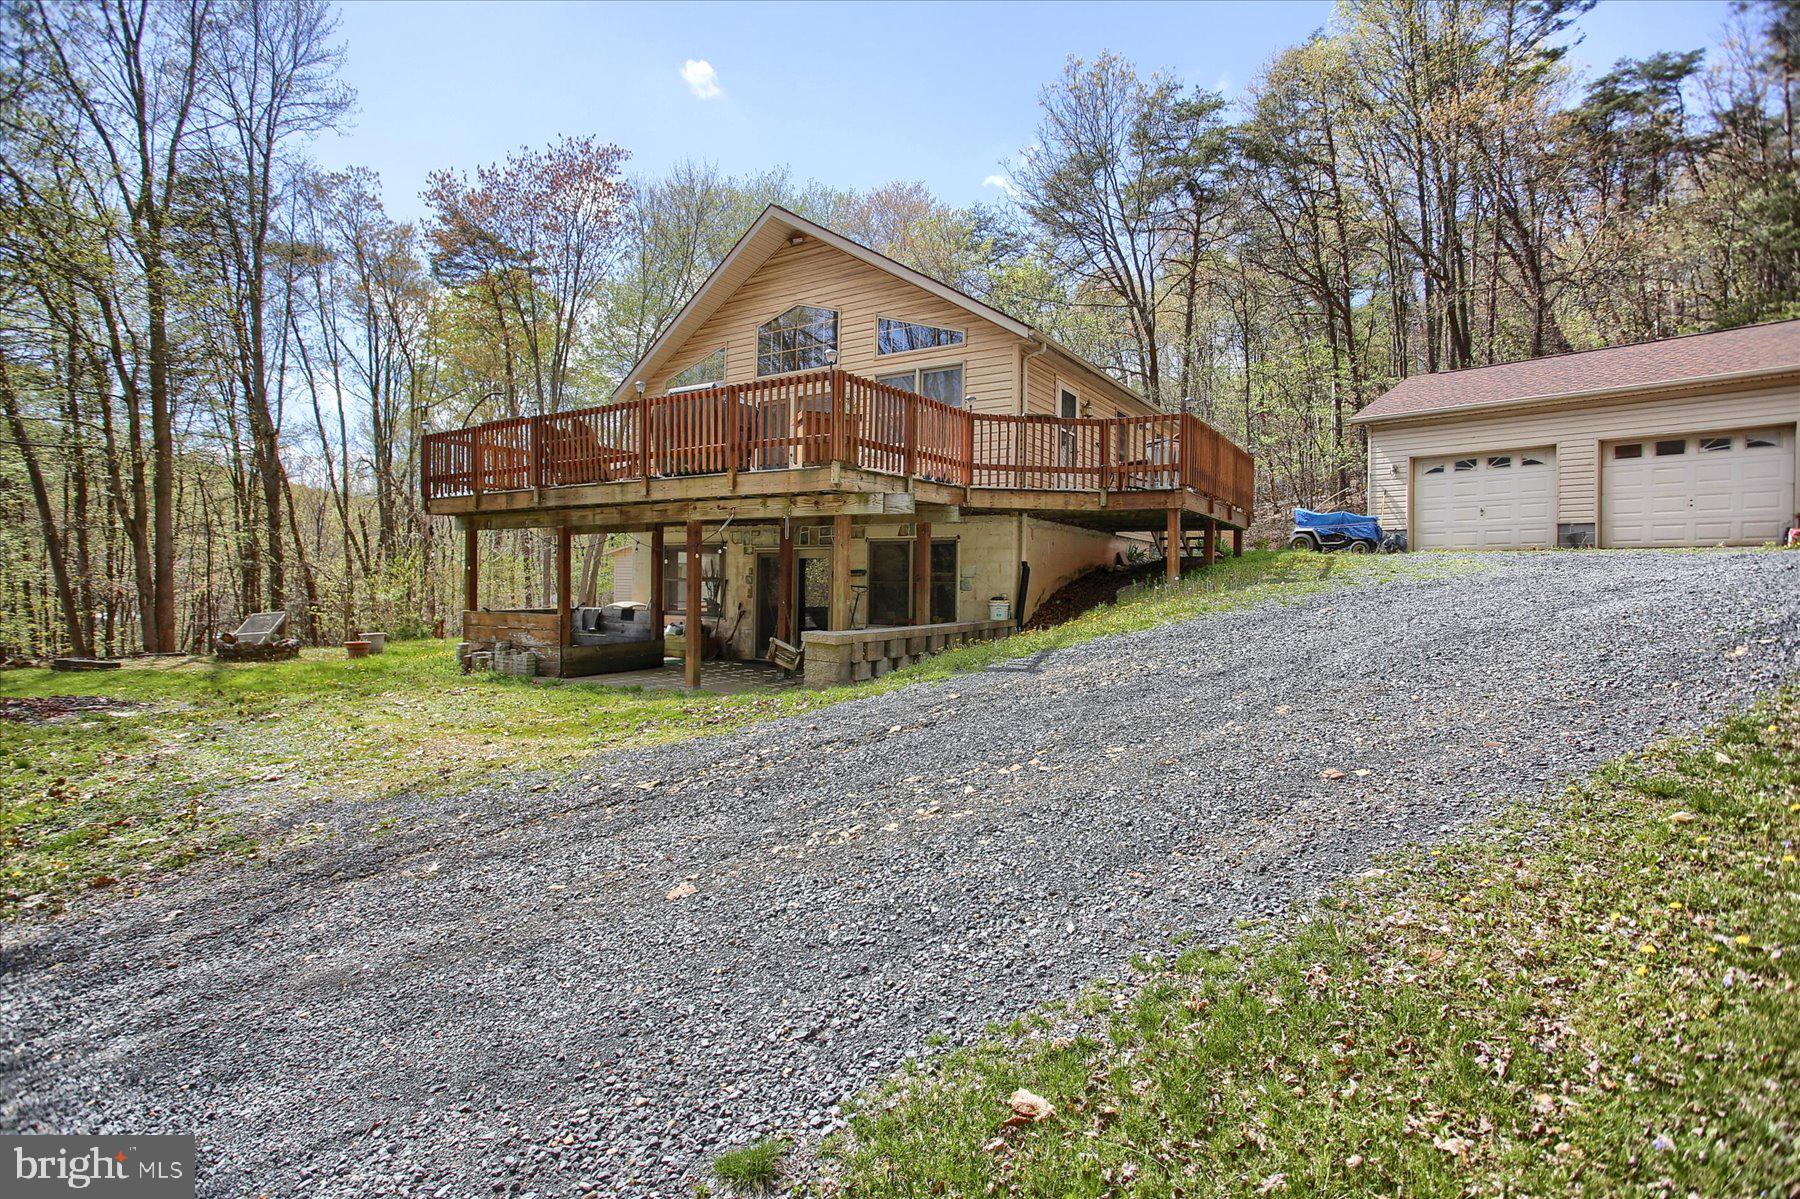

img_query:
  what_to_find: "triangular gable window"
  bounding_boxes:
[666,348,725,392]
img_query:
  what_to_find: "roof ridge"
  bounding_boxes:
[1353,318,1800,424]
[1392,317,1800,383]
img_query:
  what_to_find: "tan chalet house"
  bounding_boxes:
[1351,320,1800,550]
[421,205,1254,688]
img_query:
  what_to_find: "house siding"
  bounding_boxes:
[1024,352,1147,420]
[1365,382,1800,541]
[647,239,1022,414]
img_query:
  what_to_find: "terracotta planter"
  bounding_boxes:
[344,640,371,659]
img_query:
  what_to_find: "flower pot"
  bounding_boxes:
[344,640,371,659]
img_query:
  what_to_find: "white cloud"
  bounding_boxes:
[982,173,1020,199]
[681,59,722,100]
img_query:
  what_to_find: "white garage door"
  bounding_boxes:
[1413,449,1557,549]
[1602,427,1795,547]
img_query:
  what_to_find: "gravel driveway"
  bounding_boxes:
[3,551,1796,1197]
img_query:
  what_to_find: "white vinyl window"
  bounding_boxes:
[877,317,964,355]
[874,364,964,407]
[1059,387,1079,463]
[666,348,725,392]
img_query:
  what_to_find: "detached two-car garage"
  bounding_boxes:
[1356,322,1800,550]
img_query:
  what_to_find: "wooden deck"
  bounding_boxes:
[422,369,1254,533]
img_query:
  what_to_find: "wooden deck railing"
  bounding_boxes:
[421,368,1254,517]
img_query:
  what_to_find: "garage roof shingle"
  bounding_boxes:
[1352,319,1800,424]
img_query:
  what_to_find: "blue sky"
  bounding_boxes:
[315,0,1741,224]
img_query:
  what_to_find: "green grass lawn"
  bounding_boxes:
[0,550,1460,920]
[822,692,1800,1198]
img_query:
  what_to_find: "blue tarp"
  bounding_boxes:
[1292,508,1383,542]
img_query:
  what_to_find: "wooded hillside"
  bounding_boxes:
[3,0,1796,659]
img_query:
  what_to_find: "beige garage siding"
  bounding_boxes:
[1366,381,1800,542]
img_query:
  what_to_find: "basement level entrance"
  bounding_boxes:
[799,555,832,634]
[752,549,838,658]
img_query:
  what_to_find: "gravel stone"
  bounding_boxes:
[2,550,1795,1196]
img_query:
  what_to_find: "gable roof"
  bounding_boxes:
[1350,319,1800,425]
[612,205,1151,412]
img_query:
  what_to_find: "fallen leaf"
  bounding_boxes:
[665,882,696,901]
[1667,811,1698,824]
[1320,768,1347,780]
[1725,645,1748,658]
[1006,1088,1054,1122]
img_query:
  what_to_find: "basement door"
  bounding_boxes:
[1601,428,1794,547]
[1412,448,1557,550]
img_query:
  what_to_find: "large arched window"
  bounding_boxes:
[757,305,837,376]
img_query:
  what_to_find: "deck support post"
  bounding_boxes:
[463,524,479,616]
[556,526,573,651]
[649,526,666,651]
[830,514,852,630]
[1202,519,1217,567]
[911,521,931,624]
[777,521,794,646]
[685,520,703,689]
[1231,526,1243,557]
[1165,508,1182,583]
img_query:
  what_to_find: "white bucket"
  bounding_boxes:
[988,598,1012,622]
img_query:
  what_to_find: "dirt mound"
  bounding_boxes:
[1024,556,1206,630]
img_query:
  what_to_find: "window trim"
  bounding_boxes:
[875,315,966,358]
[755,302,840,378]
